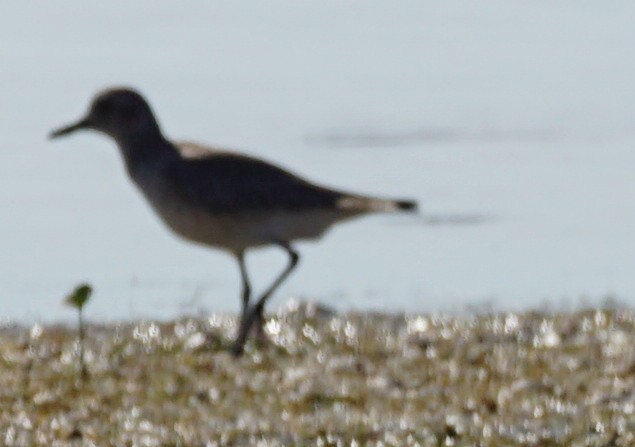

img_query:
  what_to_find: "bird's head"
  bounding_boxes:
[50,87,161,144]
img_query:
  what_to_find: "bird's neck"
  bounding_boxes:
[116,131,179,176]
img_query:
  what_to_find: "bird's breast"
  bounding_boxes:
[129,166,250,251]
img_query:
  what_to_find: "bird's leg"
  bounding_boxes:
[239,253,267,346]
[251,244,299,335]
[231,243,300,356]
[237,252,251,322]
[231,252,251,354]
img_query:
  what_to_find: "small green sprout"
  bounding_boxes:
[64,283,93,381]
[65,284,91,310]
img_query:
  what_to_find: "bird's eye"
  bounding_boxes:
[94,99,112,116]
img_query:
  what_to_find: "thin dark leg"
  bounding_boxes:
[231,252,251,351]
[237,252,251,321]
[231,243,300,356]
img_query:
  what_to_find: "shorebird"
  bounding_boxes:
[50,87,418,355]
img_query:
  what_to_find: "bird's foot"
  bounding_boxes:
[229,314,269,357]
[229,341,245,357]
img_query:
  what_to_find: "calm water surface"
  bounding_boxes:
[2,2,635,321]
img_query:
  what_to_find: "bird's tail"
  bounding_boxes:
[338,196,419,213]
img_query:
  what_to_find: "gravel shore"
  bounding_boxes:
[1,304,634,446]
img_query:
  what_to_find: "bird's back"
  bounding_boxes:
[168,142,345,215]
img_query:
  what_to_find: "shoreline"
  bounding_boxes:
[2,305,633,444]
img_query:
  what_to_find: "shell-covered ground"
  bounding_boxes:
[2,303,635,446]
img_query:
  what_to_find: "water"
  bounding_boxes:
[2,1,635,321]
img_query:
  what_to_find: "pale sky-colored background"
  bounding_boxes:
[2,1,635,321]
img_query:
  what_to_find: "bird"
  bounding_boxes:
[49,87,418,355]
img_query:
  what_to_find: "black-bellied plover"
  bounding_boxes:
[50,87,418,355]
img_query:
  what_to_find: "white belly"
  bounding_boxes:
[155,204,351,252]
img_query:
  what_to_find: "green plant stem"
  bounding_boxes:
[79,308,87,381]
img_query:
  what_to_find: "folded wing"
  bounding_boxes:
[168,143,346,214]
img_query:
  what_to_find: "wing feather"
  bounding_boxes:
[167,143,344,214]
